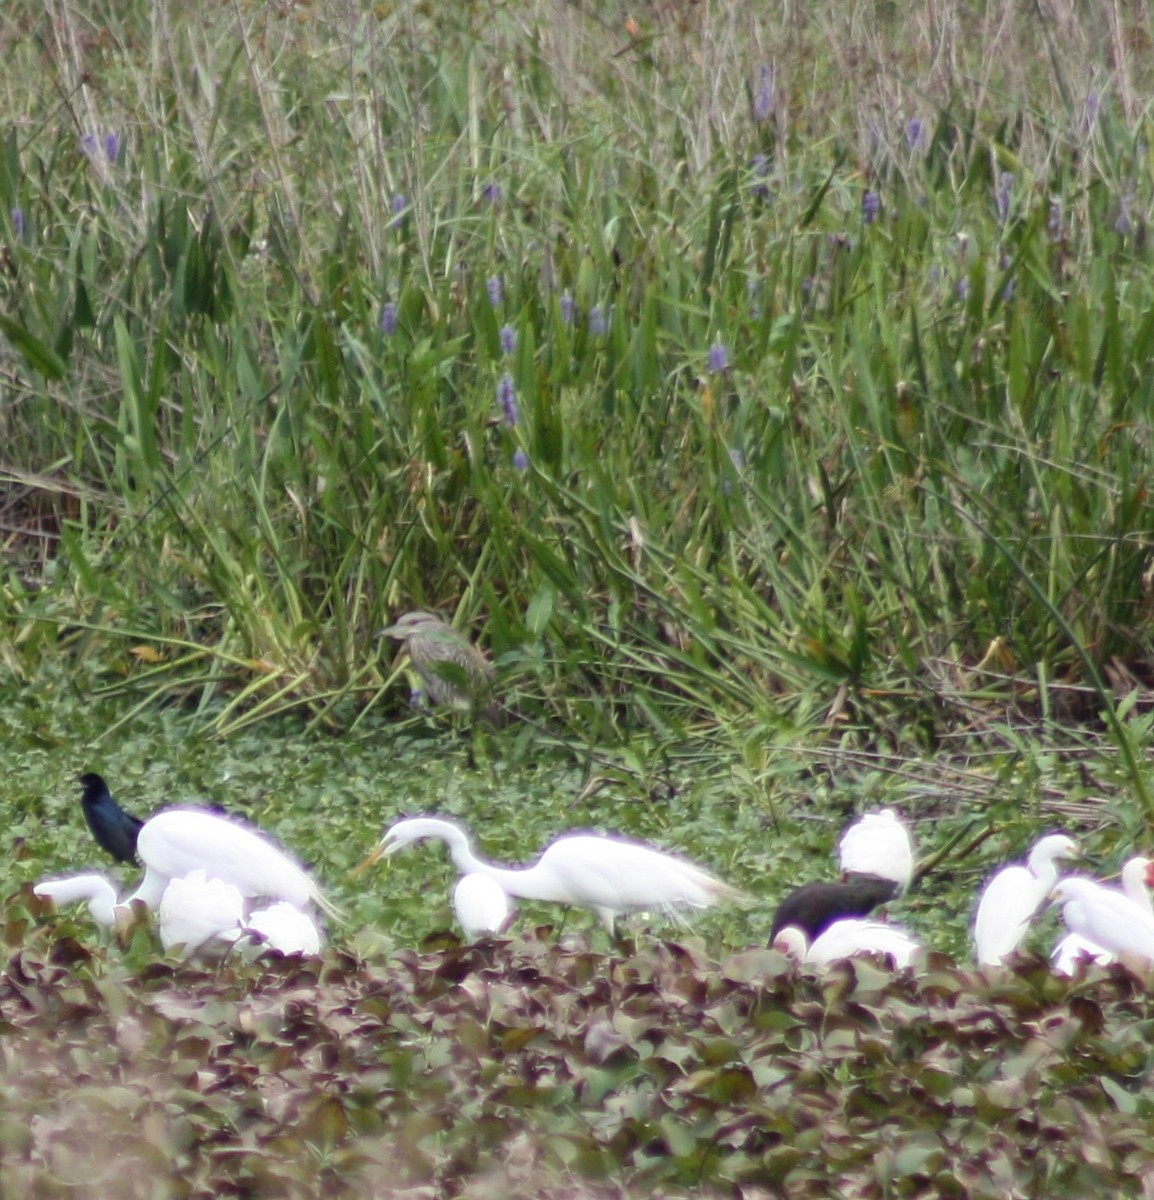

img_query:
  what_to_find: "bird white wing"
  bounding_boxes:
[973,864,1047,965]
[245,902,322,955]
[453,873,512,940]
[539,836,738,913]
[807,918,921,968]
[1051,932,1112,976]
[138,809,330,912]
[838,810,914,889]
[159,870,246,956]
[1056,879,1154,963]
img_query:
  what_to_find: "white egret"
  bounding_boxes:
[838,809,914,890]
[1051,877,1154,969]
[130,808,336,917]
[358,816,742,933]
[774,918,922,969]
[244,902,323,956]
[973,833,1078,966]
[453,872,514,940]
[1052,857,1154,974]
[158,870,246,958]
[33,874,121,929]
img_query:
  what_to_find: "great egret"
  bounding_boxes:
[838,809,914,890]
[131,808,336,918]
[379,611,502,723]
[774,918,922,969]
[158,869,246,958]
[33,873,121,928]
[972,833,1078,965]
[245,901,323,956]
[1052,857,1154,974]
[358,816,742,933]
[79,773,144,865]
[769,876,899,943]
[1051,876,1154,969]
[453,872,514,940]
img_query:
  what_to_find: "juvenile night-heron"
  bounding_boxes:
[379,610,503,724]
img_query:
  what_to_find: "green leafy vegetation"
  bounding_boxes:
[4,0,1154,1194]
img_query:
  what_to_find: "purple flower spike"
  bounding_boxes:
[907,118,927,151]
[487,275,504,308]
[11,208,24,239]
[956,277,970,301]
[390,194,408,228]
[482,182,504,205]
[499,324,517,355]
[751,154,772,201]
[497,372,519,425]
[1084,93,1101,133]
[588,305,607,336]
[708,343,730,373]
[80,134,99,158]
[104,132,121,163]
[753,65,774,122]
[862,190,880,224]
[380,301,398,336]
[512,449,529,471]
[560,290,576,326]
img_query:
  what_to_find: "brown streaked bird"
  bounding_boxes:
[379,610,503,724]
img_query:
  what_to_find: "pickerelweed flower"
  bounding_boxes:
[11,208,24,239]
[82,132,121,162]
[487,275,504,307]
[482,181,504,205]
[956,277,970,301]
[862,190,880,224]
[390,194,408,228]
[512,449,529,471]
[499,324,517,355]
[560,290,576,325]
[907,118,927,151]
[996,173,1014,225]
[379,301,398,336]
[497,372,519,425]
[751,154,771,202]
[708,343,730,373]
[588,305,607,336]
[1001,254,1016,302]
[1084,93,1101,133]
[753,65,774,121]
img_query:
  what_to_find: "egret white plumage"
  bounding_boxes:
[453,872,514,940]
[131,808,335,917]
[1051,876,1154,969]
[33,873,121,929]
[1052,857,1154,974]
[357,816,741,933]
[973,833,1078,966]
[774,918,922,969]
[838,809,914,890]
[245,901,323,955]
[158,869,246,958]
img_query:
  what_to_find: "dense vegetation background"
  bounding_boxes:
[3,0,1154,1196]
